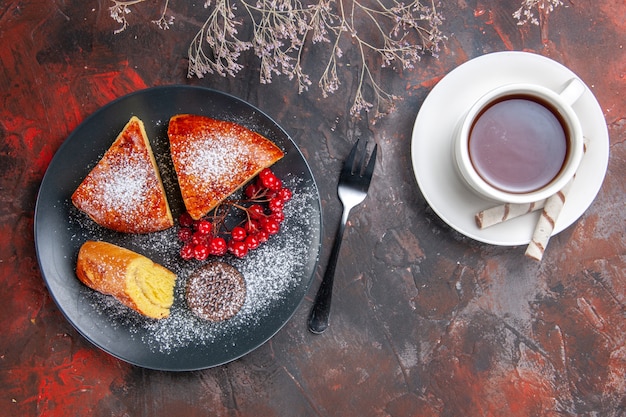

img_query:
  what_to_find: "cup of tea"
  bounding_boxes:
[453,78,585,204]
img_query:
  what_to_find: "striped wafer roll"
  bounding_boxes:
[525,177,575,261]
[475,200,547,229]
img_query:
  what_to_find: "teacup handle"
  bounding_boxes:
[559,78,585,105]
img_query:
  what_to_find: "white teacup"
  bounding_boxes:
[454,78,585,204]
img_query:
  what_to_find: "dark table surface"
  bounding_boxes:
[2,0,625,416]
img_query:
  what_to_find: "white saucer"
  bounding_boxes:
[411,51,609,246]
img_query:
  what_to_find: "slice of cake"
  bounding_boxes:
[167,114,284,220]
[76,241,177,319]
[71,116,174,233]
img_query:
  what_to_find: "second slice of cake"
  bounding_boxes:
[168,114,284,220]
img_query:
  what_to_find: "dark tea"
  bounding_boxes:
[468,96,568,194]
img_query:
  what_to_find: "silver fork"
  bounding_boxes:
[308,138,378,334]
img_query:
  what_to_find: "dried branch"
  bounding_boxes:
[109,0,563,119]
[110,0,174,33]
[110,0,445,118]
[513,0,564,26]
[188,0,252,78]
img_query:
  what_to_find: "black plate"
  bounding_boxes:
[34,86,321,371]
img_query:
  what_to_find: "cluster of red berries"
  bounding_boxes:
[178,168,292,260]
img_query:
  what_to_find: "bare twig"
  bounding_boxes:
[110,0,563,118]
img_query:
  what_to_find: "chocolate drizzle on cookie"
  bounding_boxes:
[186,262,246,321]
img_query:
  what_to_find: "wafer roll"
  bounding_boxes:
[525,178,574,261]
[475,200,547,229]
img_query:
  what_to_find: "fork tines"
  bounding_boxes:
[346,138,378,177]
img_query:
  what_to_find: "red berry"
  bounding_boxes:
[270,177,283,191]
[191,231,209,246]
[231,226,247,241]
[248,204,265,220]
[196,220,212,235]
[179,212,194,227]
[245,182,259,199]
[271,210,285,223]
[256,230,269,243]
[258,168,273,180]
[278,187,292,202]
[244,235,260,250]
[262,178,276,190]
[263,218,280,235]
[180,243,195,260]
[259,169,279,189]
[193,244,210,261]
[209,237,227,256]
[269,197,284,212]
[178,227,193,242]
[228,240,248,258]
[244,219,259,234]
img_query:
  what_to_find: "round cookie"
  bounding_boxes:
[186,261,246,321]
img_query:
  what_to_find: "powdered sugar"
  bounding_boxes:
[94,156,151,213]
[178,130,245,183]
[144,175,317,353]
[79,153,152,216]
[70,174,319,356]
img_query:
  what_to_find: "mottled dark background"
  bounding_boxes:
[1,0,625,415]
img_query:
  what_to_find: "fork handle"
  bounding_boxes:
[308,207,350,334]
